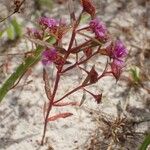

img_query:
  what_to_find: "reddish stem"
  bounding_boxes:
[70,40,92,53]
[41,71,61,145]
[61,51,99,73]
[54,85,83,104]
[41,10,84,145]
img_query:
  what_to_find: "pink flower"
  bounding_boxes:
[42,48,57,66]
[112,40,127,60]
[27,27,42,39]
[89,18,107,39]
[39,17,58,28]
[106,40,127,62]
[110,40,127,80]
[113,59,124,67]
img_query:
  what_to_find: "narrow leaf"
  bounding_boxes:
[46,36,56,44]
[43,102,47,119]
[11,18,22,38]
[47,112,73,122]
[139,134,150,150]
[81,65,98,85]
[26,36,68,55]
[130,66,140,84]
[6,24,15,40]
[53,102,78,107]
[0,47,43,102]
[84,88,102,104]
[43,68,51,100]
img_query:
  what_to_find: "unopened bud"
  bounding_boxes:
[80,0,96,18]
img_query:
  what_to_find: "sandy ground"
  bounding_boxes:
[0,0,150,150]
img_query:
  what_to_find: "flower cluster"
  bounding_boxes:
[41,48,57,66]
[39,17,58,29]
[89,18,107,39]
[88,16,127,79]
[39,16,127,79]
[110,40,127,80]
[112,40,127,65]
[27,27,42,39]
[42,47,65,67]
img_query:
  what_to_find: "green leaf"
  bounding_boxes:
[139,134,150,150]
[46,36,56,44]
[11,18,22,38]
[6,24,15,40]
[0,47,43,102]
[129,66,140,83]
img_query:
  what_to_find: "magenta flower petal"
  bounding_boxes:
[113,59,125,68]
[42,48,57,66]
[105,40,128,80]
[113,40,127,59]
[39,17,58,28]
[89,18,107,39]
[113,40,127,67]
[42,58,50,66]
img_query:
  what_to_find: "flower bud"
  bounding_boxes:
[80,0,96,18]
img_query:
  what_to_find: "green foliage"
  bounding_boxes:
[11,18,22,38]
[46,36,56,44]
[6,24,15,40]
[129,66,141,84]
[139,134,150,150]
[1,18,22,40]
[0,47,43,102]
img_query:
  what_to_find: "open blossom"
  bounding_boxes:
[112,40,127,60]
[39,17,58,28]
[42,48,65,66]
[110,40,127,80]
[105,40,127,62]
[42,48,57,66]
[89,18,107,39]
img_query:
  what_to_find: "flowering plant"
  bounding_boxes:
[0,0,127,145]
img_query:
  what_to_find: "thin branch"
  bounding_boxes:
[0,0,26,23]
